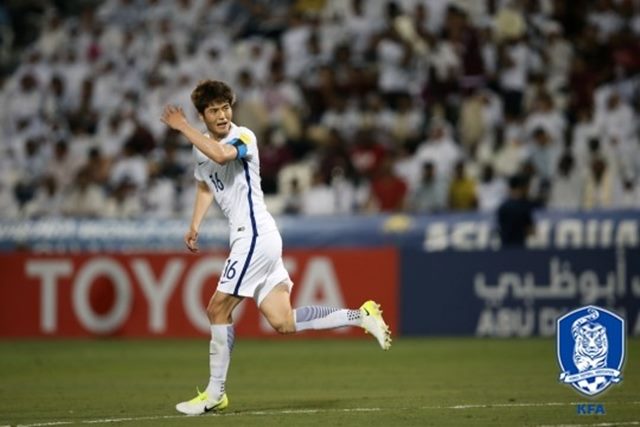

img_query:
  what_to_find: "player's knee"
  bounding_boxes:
[206,299,218,318]
[270,316,295,335]
[207,298,229,323]
[274,322,295,335]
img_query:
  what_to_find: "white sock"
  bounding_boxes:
[294,306,362,332]
[205,324,234,400]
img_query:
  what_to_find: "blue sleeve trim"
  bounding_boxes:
[231,138,248,159]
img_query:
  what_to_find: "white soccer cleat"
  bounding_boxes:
[360,300,392,350]
[175,389,228,415]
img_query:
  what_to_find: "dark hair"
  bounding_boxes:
[508,174,527,189]
[190,80,235,114]
[532,127,547,138]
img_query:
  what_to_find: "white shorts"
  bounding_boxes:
[217,230,292,306]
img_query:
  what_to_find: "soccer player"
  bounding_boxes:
[160,80,391,415]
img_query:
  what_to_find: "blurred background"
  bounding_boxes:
[0,0,638,339]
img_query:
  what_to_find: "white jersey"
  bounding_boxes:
[193,123,278,244]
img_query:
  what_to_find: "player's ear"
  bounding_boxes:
[198,113,204,123]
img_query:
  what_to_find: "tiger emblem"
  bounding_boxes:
[571,309,608,372]
[558,306,625,396]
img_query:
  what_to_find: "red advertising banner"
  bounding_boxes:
[0,248,398,338]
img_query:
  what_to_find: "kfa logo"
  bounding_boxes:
[557,306,625,396]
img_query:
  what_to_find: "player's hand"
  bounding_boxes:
[161,105,189,131]
[184,229,199,253]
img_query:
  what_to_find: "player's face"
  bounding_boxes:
[202,100,233,139]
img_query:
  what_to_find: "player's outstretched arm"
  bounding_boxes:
[185,180,214,253]
[161,105,238,165]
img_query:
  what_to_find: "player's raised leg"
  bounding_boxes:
[175,291,242,415]
[259,283,392,350]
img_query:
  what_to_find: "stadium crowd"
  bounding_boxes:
[0,0,639,219]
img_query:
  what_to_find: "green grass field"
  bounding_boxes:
[0,338,637,426]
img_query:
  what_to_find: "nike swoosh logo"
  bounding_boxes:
[204,400,223,413]
[363,307,370,316]
[198,161,207,166]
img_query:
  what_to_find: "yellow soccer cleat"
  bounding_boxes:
[360,300,392,350]
[175,388,229,415]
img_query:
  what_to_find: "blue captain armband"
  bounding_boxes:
[230,138,248,159]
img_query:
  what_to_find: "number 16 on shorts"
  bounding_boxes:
[222,260,238,282]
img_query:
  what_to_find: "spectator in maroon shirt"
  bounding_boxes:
[367,157,407,212]
[350,129,387,179]
[258,127,293,195]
